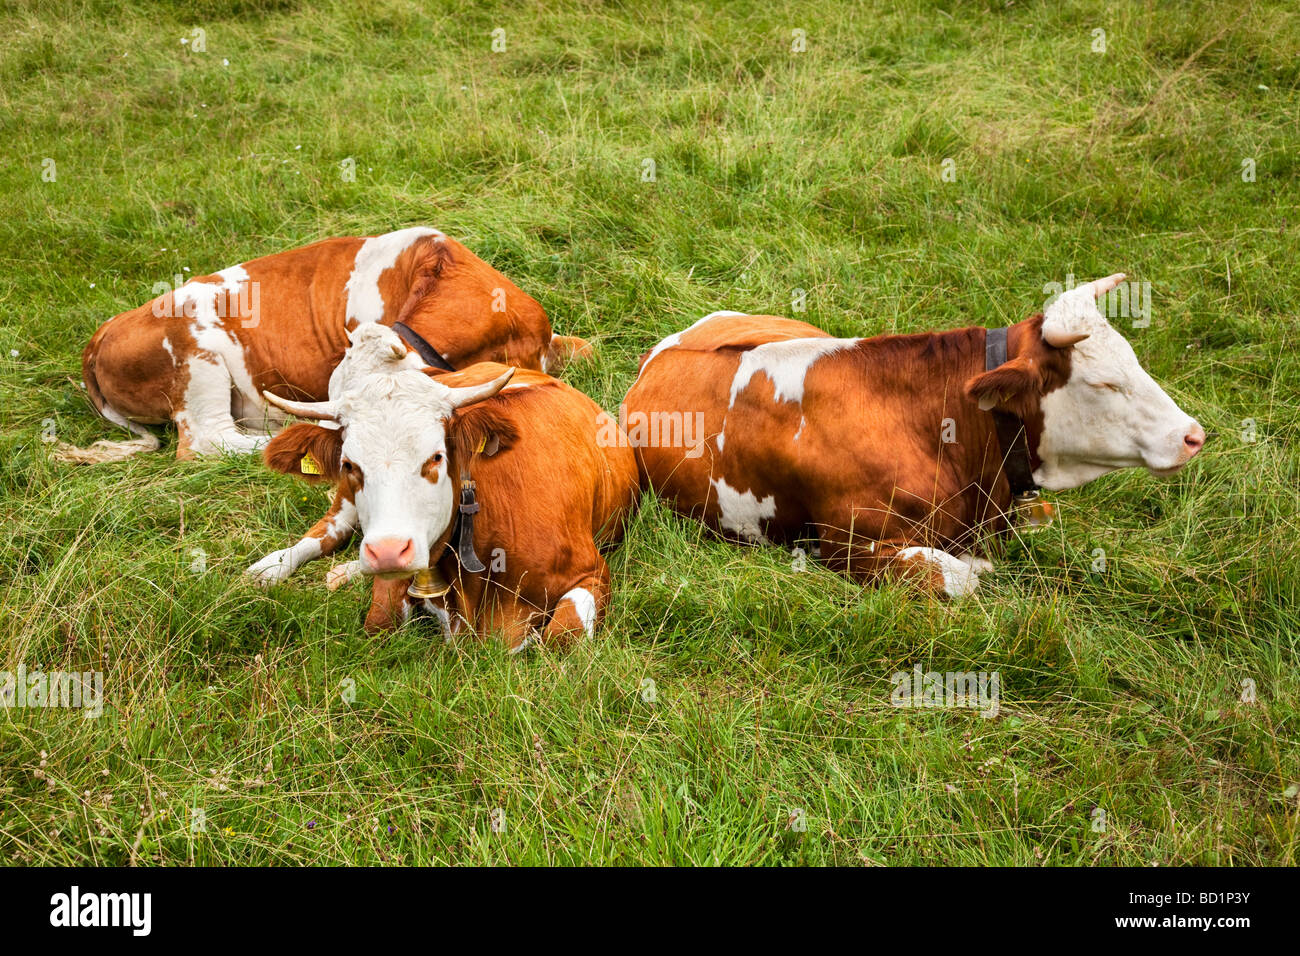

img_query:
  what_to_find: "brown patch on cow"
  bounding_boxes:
[264,423,344,483]
[394,237,456,328]
[420,452,446,485]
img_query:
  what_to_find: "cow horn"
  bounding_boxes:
[446,367,516,409]
[263,390,339,421]
[1085,273,1127,298]
[1042,325,1090,348]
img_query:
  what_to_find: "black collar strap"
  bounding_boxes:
[454,467,485,573]
[392,321,456,372]
[985,327,1040,499]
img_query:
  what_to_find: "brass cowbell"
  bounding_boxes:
[407,566,451,599]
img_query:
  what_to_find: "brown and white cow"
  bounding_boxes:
[58,227,591,463]
[622,276,1206,596]
[252,324,639,646]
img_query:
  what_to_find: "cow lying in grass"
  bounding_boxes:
[253,324,639,646]
[60,226,590,463]
[621,274,1205,597]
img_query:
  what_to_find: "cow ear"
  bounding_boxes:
[448,402,521,463]
[964,356,1042,412]
[264,423,344,483]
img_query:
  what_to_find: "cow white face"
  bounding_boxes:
[264,325,513,577]
[1032,275,1205,490]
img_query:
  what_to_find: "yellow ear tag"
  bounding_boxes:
[300,453,323,476]
[475,436,487,454]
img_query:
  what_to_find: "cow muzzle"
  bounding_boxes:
[1149,421,1206,476]
[361,536,418,576]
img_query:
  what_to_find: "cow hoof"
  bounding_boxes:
[507,632,538,656]
[898,547,983,598]
[958,554,994,574]
[326,560,363,591]
[246,550,296,585]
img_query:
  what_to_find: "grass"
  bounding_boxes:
[0,0,1297,865]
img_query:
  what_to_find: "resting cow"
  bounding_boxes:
[59,226,590,463]
[621,274,1205,596]
[253,324,639,646]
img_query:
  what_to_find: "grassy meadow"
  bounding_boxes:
[0,0,1297,865]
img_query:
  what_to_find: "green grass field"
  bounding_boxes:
[1,0,1297,865]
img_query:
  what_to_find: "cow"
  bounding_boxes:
[621,274,1206,597]
[57,226,591,463]
[251,323,639,646]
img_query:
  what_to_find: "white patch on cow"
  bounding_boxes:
[716,431,725,452]
[898,547,982,597]
[794,415,806,441]
[246,536,322,585]
[161,336,176,365]
[169,265,275,451]
[1033,286,1202,490]
[710,476,777,543]
[344,227,442,325]
[728,336,858,408]
[558,587,597,636]
[633,310,748,386]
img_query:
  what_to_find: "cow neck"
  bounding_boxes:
[406,453,486,602]
[984,326,1041,503]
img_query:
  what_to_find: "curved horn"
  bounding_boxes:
[262,390,339,421]
[1042,323,1090,348]
[446,368,516,410]
[1085,272,1126,298]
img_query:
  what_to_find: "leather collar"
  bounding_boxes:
[392,321,456,372]
[984,327,1040,499]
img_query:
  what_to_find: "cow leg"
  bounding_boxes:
[540,556,610,649]
[175,354,270,458]
[246,488,357,585]
[815,521,987,598]
[364,577,414,633]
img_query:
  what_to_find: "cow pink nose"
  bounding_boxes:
[1183,424,1206,457]
[363,537,416,572]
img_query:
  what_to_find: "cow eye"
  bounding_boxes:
[432,452,444,464]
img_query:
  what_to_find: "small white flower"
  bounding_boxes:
[222,58,230,66]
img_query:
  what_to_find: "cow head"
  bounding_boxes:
[966,274,1205,490]
[263,324,515,577]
